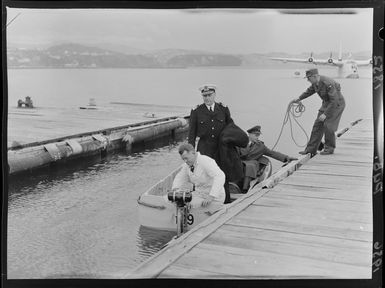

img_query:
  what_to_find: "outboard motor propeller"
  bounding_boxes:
[167,189,193,237]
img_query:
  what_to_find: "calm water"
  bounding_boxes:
[6,67,373,278]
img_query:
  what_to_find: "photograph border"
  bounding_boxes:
[1,1,383,288]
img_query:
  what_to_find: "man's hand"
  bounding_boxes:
[201,195,214,207]
[290,98,300,105]
[282,156,298,167]
[318,113,327,121]
[287,156,298,161]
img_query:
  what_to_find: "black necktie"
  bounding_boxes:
[190,165,194,172]
[209,106,213,112]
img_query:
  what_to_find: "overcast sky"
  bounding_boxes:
[6,7,373,54]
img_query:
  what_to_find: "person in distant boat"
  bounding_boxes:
[290,68,345,156]
[171,143,226,208]
[25,96,33,108]
[238,125,297,192]
[188,85,233,163]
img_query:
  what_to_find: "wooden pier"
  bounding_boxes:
[127,118,374,279]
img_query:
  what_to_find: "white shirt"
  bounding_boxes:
[205,103,215,112]
[172,152,225,203]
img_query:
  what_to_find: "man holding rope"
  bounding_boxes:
[291,68,346,156]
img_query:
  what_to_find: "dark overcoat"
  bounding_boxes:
[218,123,249,182]
[188,102,233,162]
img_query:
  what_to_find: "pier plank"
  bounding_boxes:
[245,204,372,228]
[298,164,371,176]
[217,224,371,251]
[271,184,372,202]
[258,193,371,214]
[168,243,370,278]
[158,265,230,278]
[280,175,370,189]
[204,227,371,266]
[307,159,372,166]
[294,170,370,179]
[226,217,372,242]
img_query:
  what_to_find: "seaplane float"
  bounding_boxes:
[137,157,272,235]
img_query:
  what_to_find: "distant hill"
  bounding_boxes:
[7,43,371,69]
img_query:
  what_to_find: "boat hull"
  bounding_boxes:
[138,158,272,232]
[138,195,214,232]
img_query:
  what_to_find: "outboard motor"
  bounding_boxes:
[167,190,193,237]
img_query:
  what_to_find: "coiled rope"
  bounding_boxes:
[271,101,309,150]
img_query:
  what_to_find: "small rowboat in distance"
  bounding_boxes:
[137,157,272,232]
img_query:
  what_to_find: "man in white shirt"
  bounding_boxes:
[172,143,226,208]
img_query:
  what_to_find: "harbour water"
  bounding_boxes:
[6,67,372,278]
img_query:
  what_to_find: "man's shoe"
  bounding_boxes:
[320,149,334,155]
[299,150,317,157]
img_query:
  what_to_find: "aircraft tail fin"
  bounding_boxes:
[338,43,343,61]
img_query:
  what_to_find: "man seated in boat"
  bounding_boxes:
[171,143,226,209]
[238,125,297,192]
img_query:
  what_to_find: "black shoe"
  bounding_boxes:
[299,150,317,157]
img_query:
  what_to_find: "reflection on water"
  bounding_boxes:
[136,226,176,258]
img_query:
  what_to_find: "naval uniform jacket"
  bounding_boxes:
[188,102,233,161]
[238,140,290,178]
[172,152,226,204]
[299,75,345,131]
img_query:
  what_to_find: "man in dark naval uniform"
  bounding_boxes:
[291,68,346,156]
[238,125,297,191]
[188,84,233,163]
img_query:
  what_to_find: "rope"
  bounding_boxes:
[271,101,309,150]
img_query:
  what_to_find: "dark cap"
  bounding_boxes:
[247,125,262,134]
[199,85,216,96]
[304,68,319,78]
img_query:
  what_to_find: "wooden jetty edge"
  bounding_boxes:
[125,118,373,279]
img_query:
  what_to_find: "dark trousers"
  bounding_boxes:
[224,180,231,204]
[306,108,344,153]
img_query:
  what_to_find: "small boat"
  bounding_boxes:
[293,70,302,78]
[137,157,272,232]
[79,98,99,110]
[143,112,157,118]
[17,96,34,108]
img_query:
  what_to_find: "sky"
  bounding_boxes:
[6,7,373,54]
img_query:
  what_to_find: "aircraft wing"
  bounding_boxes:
[354,59,372,66]
[270,57,314,64]
[270,57,343,67]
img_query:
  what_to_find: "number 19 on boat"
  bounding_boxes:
[167,189,193,237]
